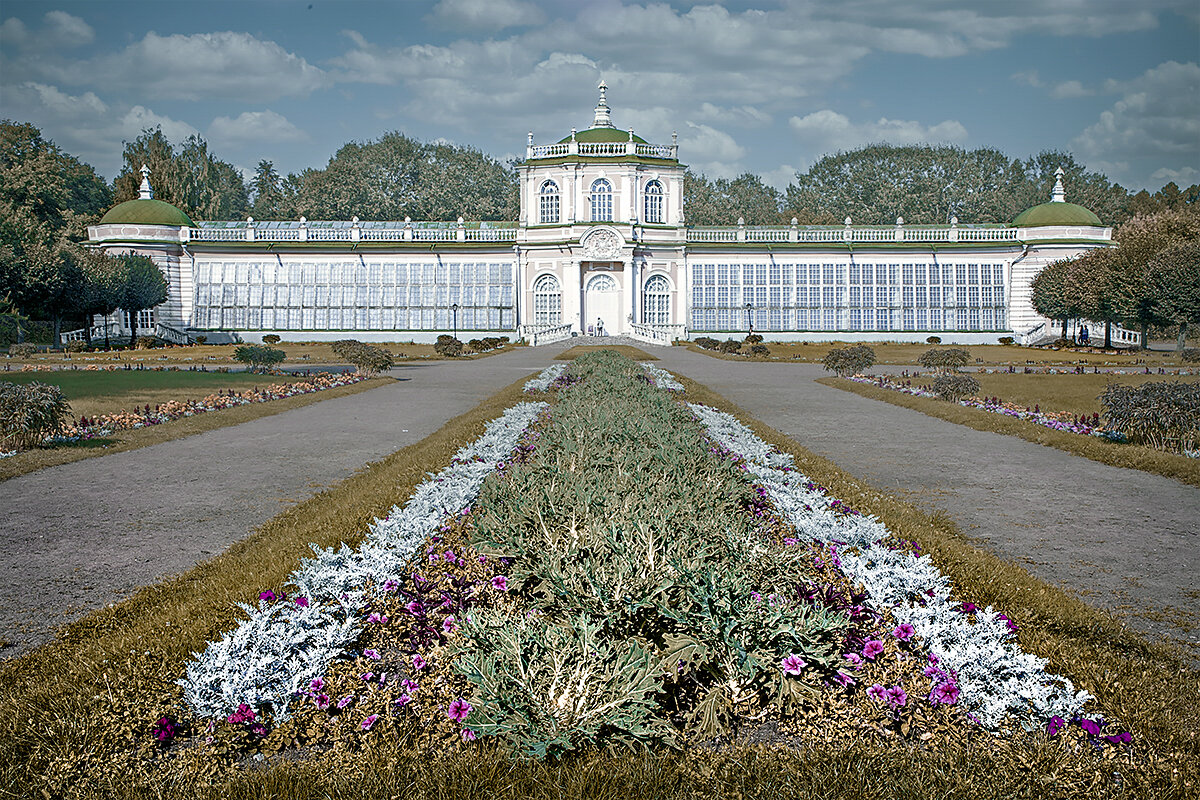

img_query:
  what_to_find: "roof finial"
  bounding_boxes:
[1051,166,1066,203]
[138,164,154,200]
[593,80,613,128]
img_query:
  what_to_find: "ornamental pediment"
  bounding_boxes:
[580,226,624,260]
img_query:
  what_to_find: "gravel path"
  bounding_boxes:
[4,343,1196,660]
[652,348,1200,655]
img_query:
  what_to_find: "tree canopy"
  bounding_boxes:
[112,128,249,221]
[683,171,785,225]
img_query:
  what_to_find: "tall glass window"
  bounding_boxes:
[533,273,562,327]
[644,180,664,224]
[539,180,560,224]
[643,274,670,324]
[590,178,613,222]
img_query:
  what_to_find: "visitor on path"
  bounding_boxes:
[1080,326,1090,345]
[596,318,605,336]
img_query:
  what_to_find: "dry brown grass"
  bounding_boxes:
[909,371,1200,416]
[0,376,393,482]
[691,340,1193,367]
[1,367,1195,799]
[555,344,658,361]
[820,376,1200,488]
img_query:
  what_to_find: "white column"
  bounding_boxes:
[563,259,582,333]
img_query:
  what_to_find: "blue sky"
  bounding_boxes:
[1,0,1196,198]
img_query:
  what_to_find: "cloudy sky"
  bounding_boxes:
[1,0,1197,194]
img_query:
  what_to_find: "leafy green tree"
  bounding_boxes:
[1012,150,1131,225]
[683,170,784,225]
[1107,207,1200,347]
[1145,240,1200,351]
[112,128,249,220]
[232,344,285,372]
[1063,247,1123,348]
[1031,259,1077,340]
[1127,181,1200,218]
[80,250,125,348]
[251,160,283,219]
[118,254,168,346]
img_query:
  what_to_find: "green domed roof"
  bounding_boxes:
[99,198,195,227]
[1012,201,1101,228]
[558,126,648,144]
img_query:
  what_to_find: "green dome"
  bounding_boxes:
[558,126,648,144]
[99,198,195,227]
[1012,201,1101,227]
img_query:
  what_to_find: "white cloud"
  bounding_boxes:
[680,122,747,178]
[1073,61,1200,185]
[208,110,309,148]
[1012,70,1093,98]
[761,164,801,191]
[22,82,107,115]
[788,109,968,151]
[1149,166,1199,183]
[695,103,772,126]
[120,106,200,144]
[427,0,544,30]
[42,10,94,47]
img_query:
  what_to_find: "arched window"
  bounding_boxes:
[642,274,671,325]
[590,178,613,222]
[644,180,664,224]
[533,273,562,327]
[539,180,560,224]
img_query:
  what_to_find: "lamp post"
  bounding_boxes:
[451,303,459,341]
[745,302,753,337]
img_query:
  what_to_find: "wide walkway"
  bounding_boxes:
[3,343,1196,659]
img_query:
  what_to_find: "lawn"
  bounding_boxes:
[2,352,1194,799]
[555,344,658,361]
[907,371,1200,416]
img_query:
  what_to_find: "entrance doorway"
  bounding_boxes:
[584,273,620,335]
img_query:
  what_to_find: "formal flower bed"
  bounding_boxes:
[44,372,370,447]
[522,363,568,393]
[151,353,1138,777]
[846,374,1113,438]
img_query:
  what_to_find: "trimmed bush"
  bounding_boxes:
[998,336,1015,346]
[1181,348,1200,363]
[749,343,770,357]
[435,337,464,357]
[330,339,362,359]
[232,345,286,372]
[926,336,942,344]
[467,339,484,353]
[719,338,741,354]
[822,344,876,377]
[9,343,38,358]
[64,339,87,353]
[1101,381,1200,454]
[932,373,981,402]
[0,381,71,450]
[743,333,764,345]
[135,336,160,349]
[345,343,394,375]
[262,334,281,345]
[694,337,719,350]
[918,347,971,375]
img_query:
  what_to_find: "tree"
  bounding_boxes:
[232,344,285,372]
[1145,240,1200,351]
[80,250,125,348]
[118,255,168,346]
[251,160,283,219]
[1063,247,1123,348]
[112,128,249,220]
[14,242,88,346]
[684,170,785,225]
[1012,150,1131,225]
[1030,259,1077,340]
[1107,207,1200,347]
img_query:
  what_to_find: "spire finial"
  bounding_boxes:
[138,164,153,200]
[592,80,613,128]
[1051,166,1066,203]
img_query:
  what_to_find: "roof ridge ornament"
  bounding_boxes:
[592,80,614,128]
[1051,166,1066,203]
[138,164,154,200]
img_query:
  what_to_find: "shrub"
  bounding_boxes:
[262,334,281,345]
[718,338,741,354]
[926,335,942,344]
[345,343,394,375]
[749,343,771,357]
[821,344,876,377]
[1181,348,1200,363]
[135,336,161,349]
[483,337,503,351]
[932,373,981,402]
[9,343,38,358]
[65,340,87,353]
[743,333,764,345]
[194,335,208,345]
[0,381,71,450]
[232,345,285,372]
[918,347,971,375]
[694,336,719,350]
[499,336,510,344]
[998,336,1015,346]
[467,339,485,353]
[330,339,362,359]
[1101,381,1200,454]
[434,337,464,357]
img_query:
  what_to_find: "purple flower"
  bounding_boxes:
[923,665,945,680]
[1080,718,1101,737]
[862,639,884,660]
[442,616,457,634]
[750,591,763,602]
[152,716,176,743]
[443,550,455,561]
[892,624,915,641]
[958,602,977,614]
[337,695,354,710]
[367,612,388,624]
[834,671,856,687]
[843,652,862,668]
[402,679,419,694]
[448,697,473,722]
[361,714,379,731]
[781,654,806,675]
[406,600,424,616]
[295,596,310,608]
[395,694,412,707]
[461,728,477,742]
[310,677,324,691]
[1103,731,1132,745]
[927,653,940,665]
[997,613,1018,632]
[382,579,399,593]
[491,575,508,592]
[885,686,908,708]
[364,649,380,660]
[783,537,799,546]
[867,684,887,702]
[930,682,960,705]
[314,694,330,710]
[360,671,373,682]
[259,590,276,603]
[1046,715,1065,736]
[412,654,427,671]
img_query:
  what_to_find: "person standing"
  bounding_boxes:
[596,318,605,337]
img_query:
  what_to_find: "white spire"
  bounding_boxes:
[1051,166,1066,203]
[592,80,614,128]
[138,164,154,200]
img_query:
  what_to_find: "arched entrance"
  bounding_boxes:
[584,273,620,335]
